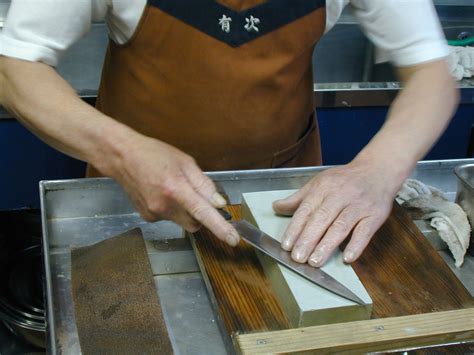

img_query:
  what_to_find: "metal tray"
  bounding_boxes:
[455,164,474,229]
[40,159,474,354]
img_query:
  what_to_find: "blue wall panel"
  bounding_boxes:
[424,105,474,160]
[0,104,472,210]
[317,107,386,165]
[0,120,85,210]
[317,105,474,165]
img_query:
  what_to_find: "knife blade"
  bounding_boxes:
[230,219,366,305]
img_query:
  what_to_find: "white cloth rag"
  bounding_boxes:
[397,179,471,268]
[447,45,474,81]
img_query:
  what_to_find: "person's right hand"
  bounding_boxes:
[103,134,240,246]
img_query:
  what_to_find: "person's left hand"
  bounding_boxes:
[272,160,398,267]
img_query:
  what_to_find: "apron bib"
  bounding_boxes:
[88,0,326,176]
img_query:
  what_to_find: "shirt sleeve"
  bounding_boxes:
[0,0,107,66]
[325,0,350,34]
[350,0,449,67]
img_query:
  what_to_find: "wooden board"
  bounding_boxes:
[354,203,473,318]
[191,203,474,351]
[235,308,474,354]
[191,205,290,335]
[241,190,372,327]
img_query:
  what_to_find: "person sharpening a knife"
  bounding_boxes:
[0,0,458,267]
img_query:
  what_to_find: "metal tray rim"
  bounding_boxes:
[39,159,472,191]
[454,163,474,189]
[40,181,57,354]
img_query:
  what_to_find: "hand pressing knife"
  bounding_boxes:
[218,208,365,305]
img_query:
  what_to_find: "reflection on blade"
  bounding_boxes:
[231,220,366,305]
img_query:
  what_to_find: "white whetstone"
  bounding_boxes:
[241,190,373,327]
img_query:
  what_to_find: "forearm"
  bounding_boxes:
[0,56,139,175]
[0,57,238,244]
[353,60,459,193]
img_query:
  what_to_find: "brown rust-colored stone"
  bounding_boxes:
[71,228,172,354]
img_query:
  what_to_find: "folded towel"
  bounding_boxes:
[397,179,471,268]
[447,46,474,81]
[396,179,448,203]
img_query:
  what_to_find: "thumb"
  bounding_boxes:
[272,187,307,216]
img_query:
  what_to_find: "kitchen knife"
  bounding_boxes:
[230,219,366,305]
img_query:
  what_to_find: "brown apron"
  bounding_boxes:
[88,0,326,176]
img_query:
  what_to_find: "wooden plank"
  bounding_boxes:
[234,308,474,354]
[241,190,372,327]
[191,205,290,336]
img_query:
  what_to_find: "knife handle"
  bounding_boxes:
[218,208,233,221]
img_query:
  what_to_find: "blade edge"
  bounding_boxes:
[232,220,366,305]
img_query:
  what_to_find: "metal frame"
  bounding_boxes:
[40,159,474,354]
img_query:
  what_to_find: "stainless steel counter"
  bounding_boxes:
[41,158,474,354]
[314,80,474,108]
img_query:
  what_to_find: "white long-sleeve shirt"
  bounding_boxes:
[0,0,449,68]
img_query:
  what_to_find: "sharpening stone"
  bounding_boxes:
[242,190,373,327]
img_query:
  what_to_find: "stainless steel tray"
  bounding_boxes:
[40,159,474,354]
[455,164,474,229]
